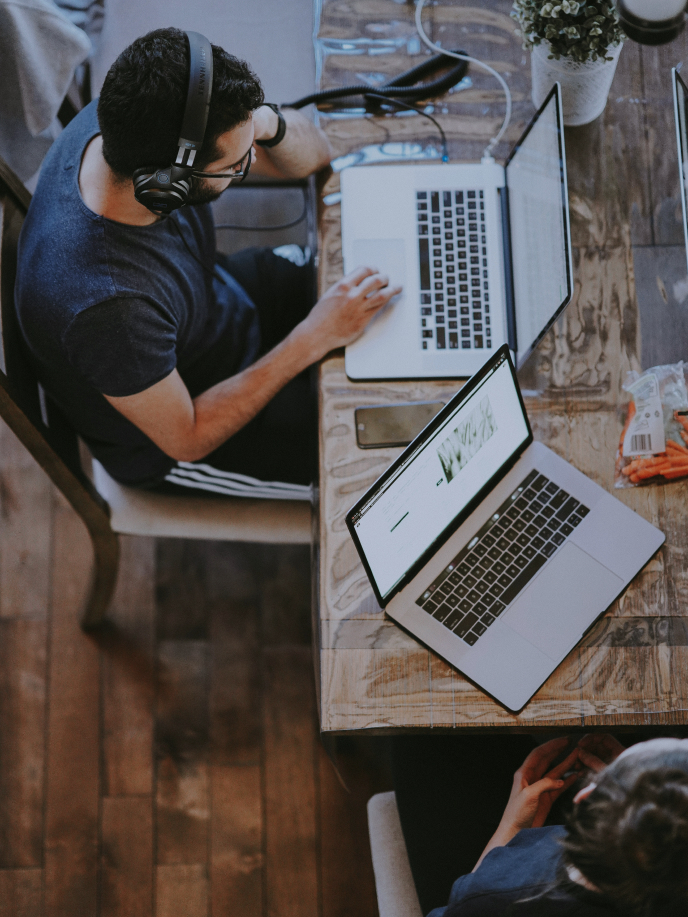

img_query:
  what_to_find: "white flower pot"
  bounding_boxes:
[531,41,623,126]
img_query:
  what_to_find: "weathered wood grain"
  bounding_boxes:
[0,420,51,620]
[263,647,318,917]
[210,765,262,917]
[0,868,42,917]
[44,498,100,917]
[102,535,156,797]
[155,865,208,917]
[0,621,46,867]
[316,0,688,732]
[101,797,153,917]
[155,641,209,866]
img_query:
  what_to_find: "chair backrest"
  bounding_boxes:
[0,155,111,521]
[367,792,423,917]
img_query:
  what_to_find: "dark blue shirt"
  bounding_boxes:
[16,101,260,485]
[429,827,615,917]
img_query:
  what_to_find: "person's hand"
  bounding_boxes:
[576,733,626,774]
[252,105,280,143]
[296,266,402,359]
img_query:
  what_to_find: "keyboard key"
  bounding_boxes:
[476,580,489,595]
[542,505,554,519]
[542,542,556,558]
[458,562,471,576]
[489,582,504,597]
[458,598,472,613]
[492,561,506,575]
[448,571,461,586]
[523,488,537,501]
[474,602,488,617]
[439,581,452,595]
[552,531,565,546]
[499,552,548,606]
[467,590,481,604]
[549,489,568,510]
[463,631,479,646]
[506,564,520,578]
[456,613,478,637]
[569,514,582,527]
[512,519,526,533]
[482,533,496,548]
[496,537,510,551]
[482,612,495,627]
[437,327,446,349]
[514,555,528,570]
[560,522,574,537]
[445,593,459,608]
[433,602,452,622]
[532,475,548,491]
[515,497,529,511]
[443,608,466,630]
[491,600,506,617]
[473,622,487,637]
[525,524,539,539]
[523,545,537,559]
[556,497,579,522]
[578,505,590,517]
[497,573,511,588]
[473,544,488,558]
[464,574,477,589]
[521,509,535,523]
[532,536,545,551]
[516,534,530,548]
[545,482,558,495]
[483,570,497,585]
[522,470,539,487]
[423,598,439,612]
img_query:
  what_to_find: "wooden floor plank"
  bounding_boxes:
[156,865,208,917]
[44,498,100,917]
[0,868,43,917]
[210,765,262,917]
[208,544,261,767]
[0,421,52,621]
[0,621,47,868]
[156,641,209,866]
[101,797,153,917]
[102,536,156,797]
[259,545,312,648]
[156,541,209,641]
[263,647,318,917]
[319,738,390,917]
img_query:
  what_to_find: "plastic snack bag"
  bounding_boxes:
[615,362,688,487]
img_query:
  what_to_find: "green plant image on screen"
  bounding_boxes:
[437,397,498,483]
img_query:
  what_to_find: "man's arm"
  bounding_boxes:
[250,105,332,179]
[105,267,401,462]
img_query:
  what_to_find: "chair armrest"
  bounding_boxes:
[367,792,423,917]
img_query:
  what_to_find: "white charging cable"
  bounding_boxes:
[414,0,512,160]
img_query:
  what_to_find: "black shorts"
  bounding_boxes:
[149,246,317,499]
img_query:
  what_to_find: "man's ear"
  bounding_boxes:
[573,782,596,805]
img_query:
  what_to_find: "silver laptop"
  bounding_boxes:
[341,84,573,380]
[673,67,688,273]
[346,347,664,712]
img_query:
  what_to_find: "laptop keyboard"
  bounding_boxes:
[416,469,590,647]
[416,189,492,353]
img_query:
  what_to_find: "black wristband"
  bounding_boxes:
[255,103,286,148]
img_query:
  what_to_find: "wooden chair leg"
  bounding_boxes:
[80,524,120,631]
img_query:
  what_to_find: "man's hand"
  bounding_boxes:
[295,266,402,360]
[576,733,626,774]
[473,737,581,871]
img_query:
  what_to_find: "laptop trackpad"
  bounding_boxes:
[503,543,624,661]
[351,239,407,292]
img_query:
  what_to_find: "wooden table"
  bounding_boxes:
[314,0,688,732]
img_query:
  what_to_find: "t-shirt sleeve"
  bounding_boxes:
[62,297,178,397]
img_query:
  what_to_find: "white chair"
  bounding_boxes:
[367,792,423,917]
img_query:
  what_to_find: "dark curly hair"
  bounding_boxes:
[98,27,264,178]
[562,742,688,917]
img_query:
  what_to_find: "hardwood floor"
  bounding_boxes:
[0,418,392,917]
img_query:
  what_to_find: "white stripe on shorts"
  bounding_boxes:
[164,461,312,501]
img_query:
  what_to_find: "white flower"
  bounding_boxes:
[588,24,603,35]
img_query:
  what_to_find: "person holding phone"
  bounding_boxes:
[393,733,688,916]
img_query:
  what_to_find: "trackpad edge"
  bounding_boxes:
[503,543,624,661]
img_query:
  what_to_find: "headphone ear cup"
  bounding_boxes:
[132,166,192,214]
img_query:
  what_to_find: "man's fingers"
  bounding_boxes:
[546,747,580,780]
[357,272,390,298]
[577,748,608,774]
[363,284,403,311]
[519,736,571,779]
[342,265,377,288]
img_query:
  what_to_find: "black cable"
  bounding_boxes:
[285,50,468,110]
[364,92,449,163]
[215,191,308,231]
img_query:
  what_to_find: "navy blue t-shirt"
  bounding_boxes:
[428,827,615,917]
[16,101,260,485]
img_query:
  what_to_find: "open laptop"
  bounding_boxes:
[673,67,688,273]
[341,84,573,380]
[346,346,664,712]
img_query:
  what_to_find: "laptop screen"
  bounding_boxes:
[348,349,531,603]
[505,86,573,368]
[673,69,688,274]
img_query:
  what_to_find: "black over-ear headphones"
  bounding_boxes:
[133,31,214,215]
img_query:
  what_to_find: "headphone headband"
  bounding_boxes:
[175,31,213,167]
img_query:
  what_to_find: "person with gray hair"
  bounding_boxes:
[393,734,688,916]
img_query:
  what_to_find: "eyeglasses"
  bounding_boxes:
[191,144,253,183]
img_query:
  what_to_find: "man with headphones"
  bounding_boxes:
[16,28,400,496]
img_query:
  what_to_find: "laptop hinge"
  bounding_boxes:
[498,185,517,357]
